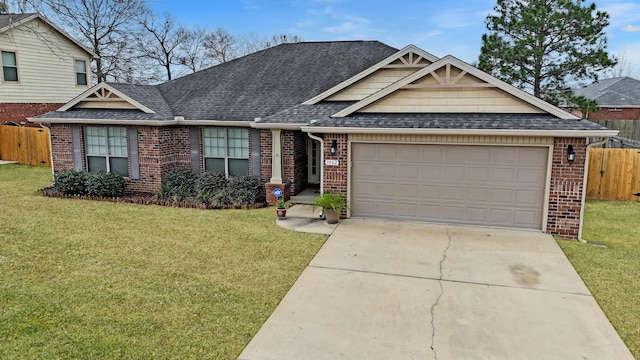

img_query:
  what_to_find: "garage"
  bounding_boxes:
[350,143,549,229]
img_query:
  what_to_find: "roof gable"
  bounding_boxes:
[0,13,97,58]
[58,82,157,114]
[332,55,578,119]
[304,45,439,104]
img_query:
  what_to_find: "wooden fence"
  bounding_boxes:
[0,125,51,166]
[586,148,640,202]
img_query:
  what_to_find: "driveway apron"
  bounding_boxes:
[238,219,633,360]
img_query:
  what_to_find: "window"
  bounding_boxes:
[85,127,128,176]
[203,128,249,176]
[1,51,18,82]
[75,59,88,85]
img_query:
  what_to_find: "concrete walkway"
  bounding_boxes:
[239,218,634,360]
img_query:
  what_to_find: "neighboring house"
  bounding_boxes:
[0,13,96,126]
[571,76,640,121]
[31,41,617,240]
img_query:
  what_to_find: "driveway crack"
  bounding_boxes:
[430,229,452,360]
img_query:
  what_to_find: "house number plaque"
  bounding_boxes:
[325,159,339,166]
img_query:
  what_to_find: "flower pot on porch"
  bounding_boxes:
[324,209,340,224]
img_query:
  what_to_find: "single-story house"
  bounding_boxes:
[31,41,618,239]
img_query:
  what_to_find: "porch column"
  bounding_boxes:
[270,129,283,184]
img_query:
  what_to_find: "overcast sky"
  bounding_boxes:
[147,0,640,78]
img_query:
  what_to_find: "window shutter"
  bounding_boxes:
[71,125,83,171]
[189,127,201,175]
[128,127,140,179]
[250,128,261,178]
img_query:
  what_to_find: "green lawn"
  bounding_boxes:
[558,200,640,359]
[0,165,327,359]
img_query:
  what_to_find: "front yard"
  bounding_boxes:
[2,165,639,359]
[558,200,640,358]
[0,165,327,359]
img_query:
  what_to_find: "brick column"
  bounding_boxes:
[322,133,348,218]
[547,137,587,239]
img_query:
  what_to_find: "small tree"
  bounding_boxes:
[479,0,616,104]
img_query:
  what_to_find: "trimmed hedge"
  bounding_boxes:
[157,168,264,208]
[54,170,125,197]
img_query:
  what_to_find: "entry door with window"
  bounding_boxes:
[307,139,321,184]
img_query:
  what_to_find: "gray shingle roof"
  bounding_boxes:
[156,41,398,120]
[0,13,35,32]
[108,83,174,119]
[574,76,640,107]
[258,102,354,124]
[305,113,609,131]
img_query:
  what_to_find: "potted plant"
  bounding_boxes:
[312,192,346,224]
[275,198,291,219]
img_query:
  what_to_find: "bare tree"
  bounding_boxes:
[237,32,303,56]
[0,1,8,13]
[178,27,212,73]
[602,51,635,78]
[203,27,238,65]
[33,0,146,82]
[138,11,188,81]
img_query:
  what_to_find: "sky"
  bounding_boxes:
[147,0,640,79]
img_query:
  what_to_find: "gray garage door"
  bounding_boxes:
[351,143,548,229]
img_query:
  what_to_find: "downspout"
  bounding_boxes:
[306,132,324,194]
[578,137,610,243]
[38,122,55,180]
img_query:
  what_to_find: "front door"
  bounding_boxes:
[307,139,321,184]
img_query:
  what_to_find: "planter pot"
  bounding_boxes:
[324,209,340,224]
[276,208,287,219]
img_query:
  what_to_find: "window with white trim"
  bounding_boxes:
[1,51,18,82]
[85,126,128,176]
[203,128,249,176]
[75,59,88,85]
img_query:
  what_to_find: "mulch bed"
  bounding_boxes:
[41,186,267,210]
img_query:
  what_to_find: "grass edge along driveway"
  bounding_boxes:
[557,200,640,359]
[0,165,327,359]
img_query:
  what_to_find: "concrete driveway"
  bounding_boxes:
[239,219,633,360]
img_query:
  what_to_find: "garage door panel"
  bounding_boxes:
[398,164,419,179]
[377,164,397,178]
[443,186,465,200]
[444,166,466,181]
[351,143,547,230]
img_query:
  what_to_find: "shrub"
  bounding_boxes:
[228,176,265,206]
[162,168,198,195]
[54,170,87,195]
[84,171,126,198]
[195,172,227,204]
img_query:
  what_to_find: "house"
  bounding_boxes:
[0,13,96,126]
[31,41,617,240]
[571,76,640,121]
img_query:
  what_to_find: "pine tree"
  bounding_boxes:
[479,0,616,104]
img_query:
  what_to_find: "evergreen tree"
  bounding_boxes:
[479,0,616,104]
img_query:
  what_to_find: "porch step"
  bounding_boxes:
[290,188,320,205]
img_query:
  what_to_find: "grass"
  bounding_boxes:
[557,200,640,359]
[0,165,327,359]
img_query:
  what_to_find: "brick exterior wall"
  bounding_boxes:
[260,129,272,181]
[49,123,74,170]
[586,107,640,121]
[546,137,587,239]
[322,133,349,218]
[282,130,308,197]
[1,103,62,127]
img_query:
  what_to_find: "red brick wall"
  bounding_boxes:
[586,107,640,121]
[1,103,62,127]
[322,133,348,217]
[547,137,587,239]
[49,123,74,170]
[260,129,272,181]
[282,130,307,197]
